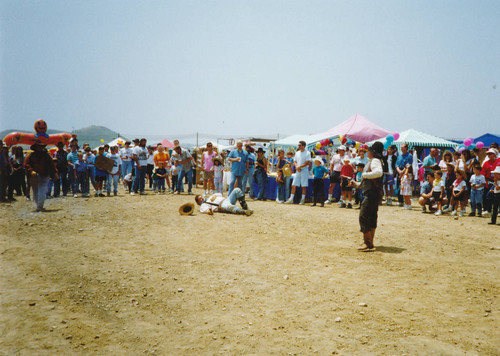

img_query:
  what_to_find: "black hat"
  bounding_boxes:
[368,141,384,157]
[256,147,265,154]
[30,140,47,150]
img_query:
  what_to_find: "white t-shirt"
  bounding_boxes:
[294,150,311,172]
[470,174,486,190]
[212,164,224,179]
[133,146,149,166]
[120,147,133,162]
[147,152,155,165]
[433,178,445,192]
[386,154,394,175]
[330,153,344,172]
[495,179,500,194]
[108,153,122,174]
[453,179,466,192]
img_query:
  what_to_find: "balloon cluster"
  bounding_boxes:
[338,136,364,149]
[457,137,483,153]
[383,132,400,149]
[116,139,125,147]
[314,138,333,154]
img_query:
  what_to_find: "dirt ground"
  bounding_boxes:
[1,186,499,355]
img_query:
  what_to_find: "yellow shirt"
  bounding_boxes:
[154,151,170,168]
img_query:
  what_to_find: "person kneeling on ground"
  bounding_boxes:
[195,188,253,216]
[418,172,435,213]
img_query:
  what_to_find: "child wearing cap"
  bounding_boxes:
[339,154,354,208]
[311,157,328,207]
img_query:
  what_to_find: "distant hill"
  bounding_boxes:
[1,125,127,148]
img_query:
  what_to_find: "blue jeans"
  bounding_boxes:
[132,166,147,193]
[156,177,165,191]
[229,174,243,196]
[177,169,193,193]
[277,182,286,201]
[53,170,69,197]
[76,171,90,195]
[121,160,133,178]
[284,176,293,200]
[255,169,267,199]
[32,175,49,210]
[221,188,245,214]
[68,166,76,193]
[87,166,95,188]
[242,167,255,197]
[107,174,119,194]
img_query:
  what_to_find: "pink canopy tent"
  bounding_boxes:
[319,114,390,143]
[160,139,174,148]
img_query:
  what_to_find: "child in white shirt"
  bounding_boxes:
[211,157,224,194]
[433,170,447,215]
[469,165,486,217]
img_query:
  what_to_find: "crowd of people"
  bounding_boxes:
[1,135,499,226]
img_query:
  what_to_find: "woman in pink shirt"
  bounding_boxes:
[201,142,216,195]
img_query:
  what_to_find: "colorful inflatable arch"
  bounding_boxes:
[3,119,72,147]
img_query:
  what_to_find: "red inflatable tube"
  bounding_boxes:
[3,132,72,147]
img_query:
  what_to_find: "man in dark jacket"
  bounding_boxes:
[24,141,57,211]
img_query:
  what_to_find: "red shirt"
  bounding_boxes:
[482,158,500,180]
[340,164,354,179]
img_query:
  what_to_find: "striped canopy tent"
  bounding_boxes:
[367,129,459,150]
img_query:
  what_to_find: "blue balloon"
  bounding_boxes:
[386,135,394,143]
[458,144,466,149]
[468,143,476,149]
[383,142,389,149]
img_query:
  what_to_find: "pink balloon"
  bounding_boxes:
[393,132,400,141]
[476,141,484,149]
[463,138,472,146]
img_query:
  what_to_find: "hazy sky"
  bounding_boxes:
[1,0,499,140]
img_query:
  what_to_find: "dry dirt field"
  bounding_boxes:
[1,186,499,355]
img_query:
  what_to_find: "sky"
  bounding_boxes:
[1,0,499,141]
